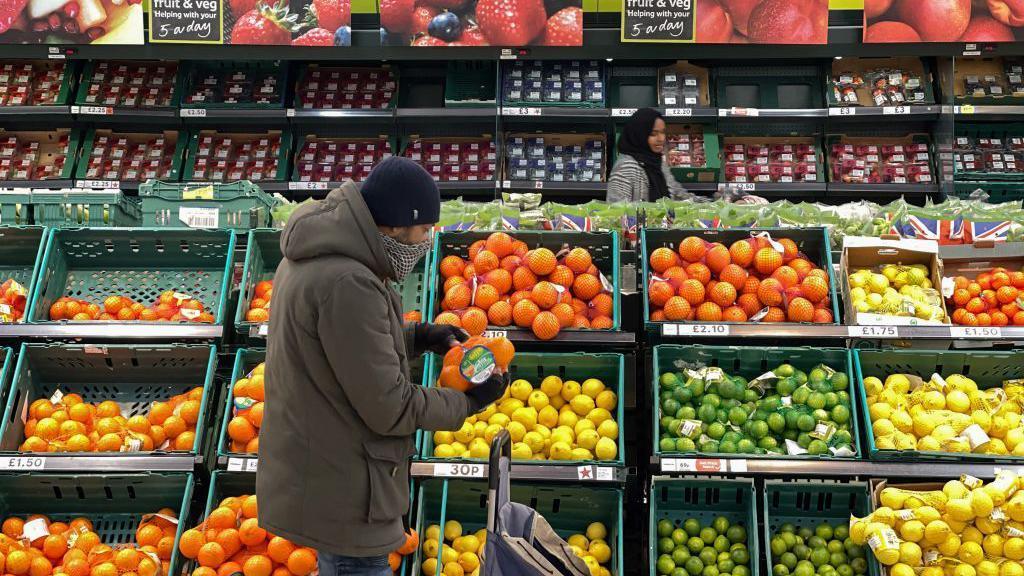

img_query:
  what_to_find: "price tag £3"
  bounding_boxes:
[434,462,485,478]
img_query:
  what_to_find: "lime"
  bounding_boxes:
[784,410,800,430]
[759,436,779,450]
[767,413,786,434]
[657,555,676,575]
[672,568,688,576]
[812,409,829,422]
[697,404,717,424]
[812,380,831,393]
[750,420,769,440]
[818,566,836,576]
[781,552,798,570]
[701,566,719,576]
[744,389,760,403]
[830,372,848,391]
[797,414,816,432]
[794,370,808,385]
[699,440,720,453]
[687,536,705,553]
[850,558,866,575]
[774,566,791,576]
[660,391,675,404]
[798,527,813,541]
[718,440,736,453]
[676,437,697,452]
[718,559,735,573]
[777,378,796,397]
[700,527,717,545]
[737,439,756,454]
[673,547,691,566]
[833,526,849,541]
[734,566,750,576]
[770,537,788,557]
[712,517,730,534]
[679,406,698,420]
[776,364,795,377]
[723,430,743,444]
[807,536,825,550]
[708,422,726,440]
[661,373,681,387]
[713,535,730,553]
[661,438,678,452]
[728,407,747,426]
[797,433,812,449]
[783,429,798,441]
[810,548,830,567]
[792,387,810,405]
[718,380,737,400]
[823,393,839,409]
[792,544,810,561]
[699,547,717,566]
[716,408,729,424]
[843,540,863,559]
[780,532,796,548]
[807,439,828,455]
[751,408,769,422]
[726,525,746,545]
[660,537,676,554]
[806,393,826,411]
[674,386,693,403]
[684,519,702,537]
[689,379,705,399]
[826,541,843,555]
[794,562,815,576]
[809,367,827,383]
[702,394,721,408]
[663,399,682,416]
[836,391,849,406]
[730,547,749,566]
[661,416,676,430]
[837,566,853,576]
[684,558,704,576]
[829,552,847,567]
[831,405,850,425]
[672,528,689,546]
[658,519,675,538]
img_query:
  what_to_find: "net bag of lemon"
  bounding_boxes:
[481,429,591,576]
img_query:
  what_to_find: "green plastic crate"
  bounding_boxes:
[0,226,48,319]
[0,344,217,456]
[714,64,823,109]
[649,478,760,576]
[2,60,76,107]
[0,347,10,410]
[139,181,278,232]
[0,472,195,576]
[31,190,142,227]
[854,348,1024,463]
[500,61,607,109]
[182,130,293,184]
[0,190,33,225]
[180,62,286,110]
[612,125,720,184]
[651,345,861,460]
[74,128,187,184]
[27,228,235,324]
[421,351,626,466]
[763,481,880,576]
[428,231,621,332]
[954,123,1024,183]
[951,182,1024,203]
[74,61,183,109]
[0,128,80,181]
[444,62,496,107]
[641,228,840,331]
[412,479,624,576]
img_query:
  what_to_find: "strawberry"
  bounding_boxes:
[380,0,415,33]
[475,0,546,45]
[231,1,296,44]
[420,0,467,9]
[229,0,259,17]
[307,0,350,32]
[458,25,489,44]
[0,0,28,33]
[411,4,439,34]
[412,34,448,45]
[292,27,334,45]
[540,6,581,45]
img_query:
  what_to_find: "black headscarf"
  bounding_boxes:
[618,107,669,200]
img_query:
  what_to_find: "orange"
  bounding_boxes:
[482,269,512,295]
[565,248,592,274]
[179,400,201,426]
[64,559,88,576]
[29,556,51,576]
[7,550,30,575]
[266,538,295,564]
[245,437,259,453]
[757,278,784,307]
[978,312,992,326]
[285,548,317,576]
[965,297,986,314]
[485,232,514,258]
[63,300,82,318]
[1012,271,1024,289]
[1014,310,1024,325]
[473,250,499,275]
[443,284,472,311]
[440,256,466,279]
[41,536,66,561]
[512,267,537,292]
[709,282,737,307]
[90,563,117,576]
[147,401,171,425]
[49,301,66,320]
[227,417,256,444]
[961,311,979,326]
[649,281,675,307]
[96,433,122,452]
[240,494,258,519]
[218,563,243,576]
[997,285,1018,304]
[787,297,814,323]
[243,556,272,576]
[433,312,461,327]
[551,303,575,328]
[238,518,266,547]
[197,543,226,568]
[705,244,731,274]
[246,403,264,429]
[991,310,1009,326]
[116,307,136,321]
[114,549,140,572]
[772,266,799,288]
[254,280,273,299]
[85,303,101,319]
[719,264,747,291]
[462,263,477,281]
[761,307,786,322]
[982,289,998,308]
[574,314,593,327]
[678,236,706,262]
[530,282,559,310]
[729,240,754,267]
[591,315,614,329]
[663,297,691,321]
[388,552,401,572]
[137,524,163,548]
[812,308,833,324]
[95,400,120,419]
[572,274,602,301]
[444,276,466,293]
[525,248,557,276]
[127,415,151,434]
[993,271,1012,289]
[590,293,614,318]
[460,308,488,336]
[695,302,722,322]
[29,399,54,420]
[500,255,523,273]
[512,299,540,328]
[162,415,187,439]
[649,248,678,273]
[548,265,575,289]
[778,238,799,261]
[722,306,747,322]
[952,288,971,307]
[439,365,470,392]
[754,248,783,275]
[488,337,515,369]
[685,263,711,285]
[678,280,705,306]
[69,518,93,533]
[472,284,500,311]
[531,311,561,340]
[207,507,238,531]
[800,276,829,303]
[67,403,91,424]
[192,568,217,576]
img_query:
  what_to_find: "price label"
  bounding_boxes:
[533,181,543,189]
[178,206,219,228]
[958,104,975,115]
[286,108,296,117]
[257,324,269,337]
[76,180,120,189]
[0,456,46,470]
[434,463,485,478]
[848,325,898,338]
[79,105,113,115]
[502,107,541,116]
[288,181,330,191]
[661,458,726,473]
[499,49,517,60]
[246,459,258,472]
[482,330,507,339]
[719,182,756,192]
[951,326,1002,339]
[883,106,909,115]
[719,107,758,117]
[181,108,207,118]
[227,458,258,472]
[677,324,730,336]
[729,459,748,473]
[665,108,692,117]
[612,108,637,117]
[829,107,856,116]
[594,467,614,481]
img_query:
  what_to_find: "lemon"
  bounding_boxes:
[528,390,550,411]
[444,522,463,542]
[970,490,994,518]
[1000,562,1024,576]
[876,436,896,450]
[915,506,941,524]
[534,424,551,439]
[512,407,538,430]
[946,390,971,413]
[849,519,868,545]
[947,497,976,522]
[581,378,605,398]
[586,408,612,426]
[939,534,961,556]
[511,442,532,460]
[595,390,617,411]
[558,410,579,429]
[506,421,527,442]
[549,395,566,410]
[434,444,457,458]
[917,436,941,451]
[1015,443,1024,456]
[550,441,573,460]
[586,522,607,542]
[489,413,510,428]
[962,526,984,545]
[982,533,1004,557]
[890,563,915,576]
[597,420,619,440]
[458,535,480,554]
[552,427,575,446]
[971,410,993,434]
[572,448,593,460]
[561,381,581,401]
[923,520,950,545]
[1006,428,1024,451]
[974,516,1001,535]
[891,411,913,433]
[458,552,479,573]
[955,565,977,576]
[499,398,524,417]
[958,541,984,566]
[483,424,502,444]
[932,424,957,442]
[886,374,911,393]
[575,419,596,436]
[453,421,475,444]
[594,437,617,460]
[913,413,937,437]
[869,402,893,422]
[422,558,438,576]
[922,390,946,410]
[874,419,896,437]
[898,541,922,566]
[588,539,610,564]
[976,561,999,576]
[435,431,455,445]
[569,545,584,558]
[895,433,918,451]
[944,480,970,500]
[872,507,896,527]
[443,561,464,576]
[538,405,559,429]
[864,376,884,396]
[922,568,943,576]
[1005,537,1024,560]
[582,555,601,576]
[477,404,497,421]
[599,568,611,576]
[571,394,596,416]
[510,380,533,401]
[899,520,925,543]
[423,537,440,558]
[523,431,545,453]
[577,429,600,451]
[469,439,490,459]
[540,376,563,398]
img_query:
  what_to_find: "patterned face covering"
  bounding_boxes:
[378,232,430,281]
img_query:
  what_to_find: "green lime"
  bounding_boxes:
[684,518,702,537]
[730,547,749,566]
[823,393,839,409]
[718,559,735,574]
[734,566,750,576]
[658,519,675,538]
[850,558,866,575]
[794,370,808,385]
[672,568,688,576]
[669,528,688,546]
[793,562,815,576]
[779,532,796,548]
[684,558,704,576]
[689,379,705,399]
[708,422,726,440]
[676,437,697,452]
[661,437,678,452]
[698,404,718,424]
[728,407,747,426]
[701,566,719,576]
[673,547,692,566]
[781,552,798,570]
[792,544,809,561]
[659,537,676,554]
[687,536,705,553]
[837,566,853,576]
[699,547,717,566]
[831,405,850,425]
[723,430,743,444]
[702,394,721,408]
[718,440,736,453]
[700,527,717,545]
[818,566,836,576]
[797,414,816,432]
[833,526,848,541]
[675,386,694,403]
[718,380,737,400]
[792,386,810,405]
[812,380,831,394]
[807,439,828,455]
[749,420,769,440]
[797,433,812,449]
[716,408,729,424]
[726,525,746,545]
[661,373,681,387]
[712,516,729,534]
[774,566,791,576]
[663,399,682,416]
[826,540,843,555]
[776,364,795,377]
[809,367,827,383]
[667,419,682,436]
[798,527,813,541]
[830,372,848,391]
[657,555,676,576]
[661,416,676,430]
[807,536,825,550]
[758,436,779,450]
[830,552,847,567]
[836,391,849,405]
[770,536,787,557]
[737,439,756,454]
[743,389,760,403]
[767,413,786,434]
[806,393,825,410]
[777,378,796,397]
[713,535,730,553]
[679,406,698,420]
[844,540,863,559]
[810,548,830,567]
[699,440,720,453]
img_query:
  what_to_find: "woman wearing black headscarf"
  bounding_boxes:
[607,108,691,202]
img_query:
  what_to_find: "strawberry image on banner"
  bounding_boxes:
[0,0,144,44]
[383,0,582,46]
[227,0,352,45]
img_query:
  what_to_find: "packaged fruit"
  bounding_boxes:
[0,509,180,576]
[946,266,1024,327]
[653,516,751,576]
[19,386,205,453]
[843,236,948,325]
[768,521,870,576]
[433,231,616,340]
[647,232,835,324]
[657,359,856,457]
[48,291,214,323]
[852,470,1024,576]
[245,280,273,324]
[226,362,266,454]
[0,278,28,322]
[862,370,1024,457]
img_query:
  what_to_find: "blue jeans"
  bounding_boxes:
[317,551,391,576]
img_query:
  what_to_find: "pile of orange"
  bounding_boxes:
[48,292,214,323]
[648,235,834,324]
[0,278,28,322]
[226,363,265,454]
[19,387,205,453]
[179,495,317,576]
[433,232,614,341]
[436,336,515,392]
[948,267,1024,326]
[0,508,179,576]
[245,281,273,324]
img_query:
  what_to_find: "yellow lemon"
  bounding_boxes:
[586,408,613,426]
[577,429,600,451]
[880,488,907,509]
[534,424,551,439]
[597,420,619,440]
[469,439,489,459]
[864,376,884,396]
[899,520,925,543]
[558,410,579,429]
[538,405,559,429]
[595,390,617,411]
[890,564,915,576]
[946,498,975,522]
[571,394,596,416]
[912,413,937,437]
[444,521,463,542]
[571,448,593,460]
[458,552,479,573]
[958,541,984,566]
[511,442,532,460]
[1000,562,1024,576]
[875,435,896,450]
[582,556,601,576]
[1006,428,1024,451]
[499,398,524,417]
[991,415,1011,438]
[898,541,922,566]
[476,404,497,421]
[483,423,502,443]
[435,431,455,445]
[921,568,943,576]
[891,410,913,433]
[551,428,574,446]
[982,533,1004,557]
[873,419,895,437]
[917,436,941,452]
[510,380,532,401]
[423,538,440,558]
[886,374,911,392]
[586,522,607,542]
[426,524,441,541]
[599,568,611,576]
[434,444,457,458]
[523,431,545,454]
[443,561,464,576]
[974,516,1001,536]
[869,402,892,422]
[594,437,617,460]
[944,480,970,500]
[946,389,971,413]
[550,441,573,460]
[581,379,605,399]
[472,420,488,438]
[970,490,994,518]
[422,558,438,576]
[458,535,480,554]
[922,390,946,410]
[512,407,538,430]
[976,561,999,576]
[923,520,950,545]
[1004,537,1024,560]
[962,526,984,545]
[971,410,993,433]
[938,534,961,557]
[955,565,977,576]
[871,507,896,527]
[528,390,550,411]
[489,413,510,428]
[506,421,527,442]
[540,376,563,398]
[915,506,941,524]
[549,395,566,410]
[849,519,868,545]
[588,539,611,564]
[932,424,957,442]
[575,418,596,436]
[454,421,475,444]
[561,380,581,401]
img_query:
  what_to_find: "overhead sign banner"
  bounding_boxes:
[0,0,144,44]
[388,0,583,46]
[623,0,828,44]
[153,0,353,45]
[864,0,1023,43]
[150,0,224,43]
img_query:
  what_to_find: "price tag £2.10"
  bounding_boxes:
[434,462,485,478]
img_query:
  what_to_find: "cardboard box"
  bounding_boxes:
[720,136,823,183]
[657,61,711,108]
[828,57,933,108]
[948,57,1024,103]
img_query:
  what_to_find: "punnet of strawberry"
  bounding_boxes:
[381,0,582,46]
[227,0,352,46]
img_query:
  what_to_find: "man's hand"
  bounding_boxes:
[415,323,469,355]
[465,372,511,413]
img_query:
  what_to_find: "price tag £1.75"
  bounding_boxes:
[434,463,485,478]
[848,325,898,338]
